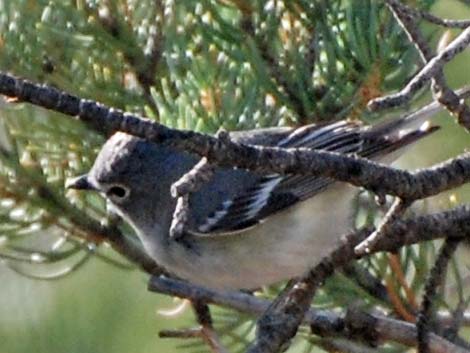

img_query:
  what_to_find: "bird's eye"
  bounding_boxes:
[106,185,130,200]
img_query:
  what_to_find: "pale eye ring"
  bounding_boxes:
[106,184,130,201]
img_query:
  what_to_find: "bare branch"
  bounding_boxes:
[417,239,461,353]
[341,264,390,303]
[386,0,470,28]
[149,204,470,352]
[1,73,470,203]
[159,327,203,339]
[171,157,214,198]
[355,197,410,255]
[375,315,469,353]
[238,201,470,353]
[246,271,329,353]
[169,195,190,240]
[371,0,470,129]
[368,26,470,112]
[169,157,214,238]
[2,2,470,351]
[191,301,229,353]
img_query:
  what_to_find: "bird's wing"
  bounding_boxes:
[194,121,362,234]
[193,118,437,235]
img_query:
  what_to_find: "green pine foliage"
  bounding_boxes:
[0,1,468,352]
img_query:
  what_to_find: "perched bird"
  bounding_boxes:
[67,102,441,290]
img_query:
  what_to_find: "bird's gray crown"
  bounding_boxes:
[90,132,143,184]
[87,132,198,198]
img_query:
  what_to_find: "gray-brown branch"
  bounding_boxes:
[2,72,470,352]
[368,26,470,112]
[1,72,470,202]
[150,205,470,353]
[371,0,470,129]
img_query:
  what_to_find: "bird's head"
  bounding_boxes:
[66,132,196,231]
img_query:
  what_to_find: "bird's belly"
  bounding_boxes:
[165,184,356,290]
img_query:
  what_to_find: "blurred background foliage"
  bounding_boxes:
[0,0,469,352]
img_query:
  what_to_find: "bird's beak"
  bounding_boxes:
[65,174,96,190]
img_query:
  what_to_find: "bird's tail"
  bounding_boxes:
[361,86,470,161]
[365,86,470,138]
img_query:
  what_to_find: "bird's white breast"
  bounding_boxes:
[148,183,357,290]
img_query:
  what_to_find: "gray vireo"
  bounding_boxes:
[67,102,442,290]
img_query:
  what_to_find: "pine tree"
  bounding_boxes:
[0,1,469,352]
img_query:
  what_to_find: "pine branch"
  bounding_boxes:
[1,2,469,352]
[369,0,470,129]
[146,204,470,352]
[1,72,470,203]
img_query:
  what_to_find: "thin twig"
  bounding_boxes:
[151,203,470,352]
[341,264,390,304]
[375,315,469,353]
[388,0,470,28]
[388,253,419,310]
[169,195,190,240]
[159,327,203,339]
[368,26,470,112]
[417,238,461,353]
[373,0,470,129]
[355,198,410,255]
[171,157,214,198]
[385,274,416,322]
[246,263,332,353]
[443,298,470,349]
[169,157,214,239]
[2,73,470,203]
[191,301,229,353]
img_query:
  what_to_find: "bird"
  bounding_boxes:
[66,101,442,290]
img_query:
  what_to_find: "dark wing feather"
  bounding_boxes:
[196,121,363,234]
[272,121,362,201]
[196,120,437,234]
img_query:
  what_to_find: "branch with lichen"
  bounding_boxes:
[149,204,470,353]
[1,1,470,352]
[369,0,470,129]
[1,69,470,351]
[1,72,470,201]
